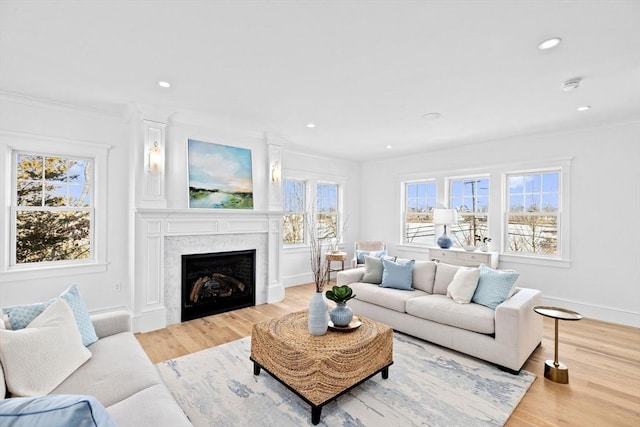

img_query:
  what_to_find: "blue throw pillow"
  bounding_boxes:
[0,394,117,427]
[2,285,98,346]
[471,264,520,309]
[356,249,387,265]
[380,258,415,290]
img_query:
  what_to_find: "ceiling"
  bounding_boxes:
[1,1,639,161]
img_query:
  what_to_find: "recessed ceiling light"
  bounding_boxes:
[158,81,171,88]
[577,105,591,112]
[538,37,562,50]
[421,112,442,121]
[386,145,392,149]
[306,123,316,128]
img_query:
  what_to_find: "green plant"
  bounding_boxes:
[325,285,356,305]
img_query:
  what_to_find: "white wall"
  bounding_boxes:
[0,94,131,313]
[359,122,640,326]
[281,150,361,287]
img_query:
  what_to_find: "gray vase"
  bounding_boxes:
[308,291,328,335]
[330,303,353,327]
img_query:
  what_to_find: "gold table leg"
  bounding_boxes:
[544,318,569,383]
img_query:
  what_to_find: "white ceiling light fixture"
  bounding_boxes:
[306,123,316,128]
[562,78,581,91]
[386,145,392,149]
[577,105,591,111]
[158,81,171,88]
[538,37,562,50]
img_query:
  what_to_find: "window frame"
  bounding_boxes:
[448,175,490,248]
[282,179,307,245]
[0,131,110,281]
[11,151,95,266]
[402,179,437,245]
[501,164,568,263]
[316,182,340,242]
[396,157,571,267]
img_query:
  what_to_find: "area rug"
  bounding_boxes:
[156,333,535,426]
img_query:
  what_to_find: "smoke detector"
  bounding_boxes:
[562,79,581,91]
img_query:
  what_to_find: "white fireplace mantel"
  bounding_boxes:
[133,208,285,332]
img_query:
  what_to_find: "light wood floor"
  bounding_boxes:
[136,283,640,426]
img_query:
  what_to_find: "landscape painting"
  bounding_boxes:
[187,139,254,209]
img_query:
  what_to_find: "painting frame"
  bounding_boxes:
[187,139,254,209]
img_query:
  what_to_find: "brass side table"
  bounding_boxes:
[534,305,583,384]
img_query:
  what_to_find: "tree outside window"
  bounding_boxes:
[13,152,93,264]
[450,177,489,247]
[282,180,306,244]
[506,171,560,255]
[404,181,436,244]
[316,183,338,240]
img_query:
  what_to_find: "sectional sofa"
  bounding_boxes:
[0,296,191,427]
[337,259,543,372]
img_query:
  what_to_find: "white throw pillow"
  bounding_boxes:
[0,299,92,397]
[446,267,481,304]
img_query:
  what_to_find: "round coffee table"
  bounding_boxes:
[534,306,582,384]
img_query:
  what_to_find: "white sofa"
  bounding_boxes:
[337,260,543,372]
[1,309,192,427]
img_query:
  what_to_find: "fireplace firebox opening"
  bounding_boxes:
[181,249,256,322]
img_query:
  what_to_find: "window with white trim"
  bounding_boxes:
[12,152,94,265]
[316,183,338,240]
[449,177,490,247]
[403,181,436,244]
[282,179,306,244]
[505,170,560,256]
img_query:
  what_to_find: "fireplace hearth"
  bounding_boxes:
[181,249,256,322]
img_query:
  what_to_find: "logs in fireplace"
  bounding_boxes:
[181,249,256,322]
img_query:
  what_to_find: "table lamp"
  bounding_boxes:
[433,208,457,249]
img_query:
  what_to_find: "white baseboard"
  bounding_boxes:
[542,295,639,328]
[132,307,167,333]
[283,273,313,288]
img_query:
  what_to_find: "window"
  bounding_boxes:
[316,183,338,240]
[449,177,490,247]
[403,181,436,244]
[12,152,93,265]
[506,171,560,256]
[282,180,305,244]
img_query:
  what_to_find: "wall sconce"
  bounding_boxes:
[148,141,163,175]
[270,160,281,184]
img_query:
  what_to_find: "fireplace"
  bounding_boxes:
[181,249,256,322]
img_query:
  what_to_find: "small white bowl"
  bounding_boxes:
[463,245,477,252]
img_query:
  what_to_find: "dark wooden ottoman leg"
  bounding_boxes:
[253,361,261,375]
[311,405,322,425]
[382,366,389,379]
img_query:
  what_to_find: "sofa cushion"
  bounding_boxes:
[406,294,496,334]
[0,299,92,397]
[381,258,415,290]
[446,267,480,304]
[412,261,437,294]
[472,264,520,309]
[361,256,384,284]
[1,285,98,346]
[51,332,161,408]
[0,394,117,427]
[350,282,428,313]
[433,262,464,295]
[106,383,192,427]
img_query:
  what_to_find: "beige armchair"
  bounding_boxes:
[351,241,387,269]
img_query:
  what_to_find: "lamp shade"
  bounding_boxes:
[432,208,457,225]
